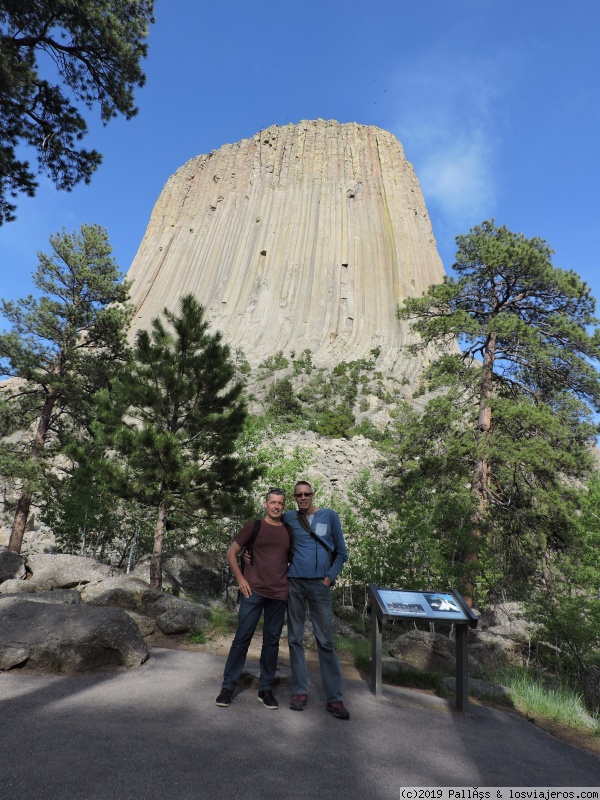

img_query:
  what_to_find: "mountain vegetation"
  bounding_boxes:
[392,220,600,602]
[91,294,259,590]
[2,219,600,707]
[0,223,132,554]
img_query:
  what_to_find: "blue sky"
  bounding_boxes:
[1,0,599,321]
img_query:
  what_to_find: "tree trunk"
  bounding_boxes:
[8,387,58,554]
[150,498,167,590]
[466,331,497,601]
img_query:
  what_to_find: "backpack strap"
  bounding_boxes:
[242,519,294,570]
[296,511,336,565]
[240,519,262,573]
[283,522,294,564]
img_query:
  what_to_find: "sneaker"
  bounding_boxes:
[289,693,307,711]
[216,688,233,707]
[258,690,279,710]
[326,701,350,720]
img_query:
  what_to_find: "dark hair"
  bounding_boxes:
[265,487,286,502]
[293,480,313,493]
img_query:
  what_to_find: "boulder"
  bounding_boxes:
[0,578,38,595]
[139,588,180,617]
[468,636,519,670]
[0,589,82,605]
[443,676,513,702]
[0,596,148,672]
[225,586,240,607]
[473,601,533,668]
[381,655,420,678]
[139,588,206,616]
[471,631,527,668]
[156,605,210,635]
[81,576,150,609]
[125,611,156,637]
[139,589,211,634]
[130,550,222,598]
[0,578,45,597]
[388,629,482,673]
[478,600,534,638]
[0,550,25,584]
[84,579,210,634]
[26,554,112,589]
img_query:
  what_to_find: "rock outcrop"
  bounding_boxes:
[130,550,223,598]
[0,596,149,672]
[0,553,214,671]
[0,550,25,583]
[25,553,113,590]
[126,120,446,381]
[388,629,482,673]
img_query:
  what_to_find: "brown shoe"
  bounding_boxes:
[290,693,307,711]
[326,701,350,720]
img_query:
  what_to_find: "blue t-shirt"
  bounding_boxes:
[284,508,348,583]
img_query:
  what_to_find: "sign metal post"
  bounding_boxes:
[367,584,478,712]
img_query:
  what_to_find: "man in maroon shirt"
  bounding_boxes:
[215,488,291,710]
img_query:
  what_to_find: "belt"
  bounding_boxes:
[292,577,325,581]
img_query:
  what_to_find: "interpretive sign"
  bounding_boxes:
[377,589,471,621]
[368,584,478,712]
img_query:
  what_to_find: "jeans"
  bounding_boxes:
[287,577,343,702]
[221,592,287,692]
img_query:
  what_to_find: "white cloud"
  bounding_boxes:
[418,133,495,220]
[389,51,512,232]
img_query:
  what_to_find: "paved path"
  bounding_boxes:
[1,648,599,800]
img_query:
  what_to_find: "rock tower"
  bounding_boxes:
[126,119,446,379]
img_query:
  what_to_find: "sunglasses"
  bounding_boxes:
[294,492,313,498]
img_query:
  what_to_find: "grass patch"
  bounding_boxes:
[188,629,207,644]
[497,670,600,733]
[334,633,600,745]
[384,665,448,694]
[335,635,371,672]
[205,606,239,639]
[334,634,449,694]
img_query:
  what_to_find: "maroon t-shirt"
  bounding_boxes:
[235,519,290,601]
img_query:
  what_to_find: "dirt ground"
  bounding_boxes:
[146,628,362,683]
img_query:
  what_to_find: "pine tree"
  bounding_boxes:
[393,220,600,600]
[526,475,600,706]
[101,294,259,590]
[0,224,132,553]
[0,1,154,223]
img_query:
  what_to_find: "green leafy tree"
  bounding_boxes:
[186,414,317,557]
[236,414,315,506]
[395,220,600,600]
[0,0,155,223]
[101,294,259,590]
[378,396,494,599]
[526,474,600,707]
[41,448,155,568]
[0,224,132,553]
[265,377,303,422]
[312,405,356,439]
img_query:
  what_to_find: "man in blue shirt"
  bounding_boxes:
[284,480,350,720]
